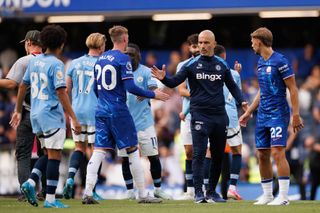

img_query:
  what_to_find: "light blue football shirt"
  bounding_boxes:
[23,54,66,134]
[127,64,157,131]
[177,58,192,119]
[67,55,98,126]
[223,69,241,128]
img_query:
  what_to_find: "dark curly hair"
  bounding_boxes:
[40,25,67,50]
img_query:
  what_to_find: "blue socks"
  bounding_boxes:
[68,150,84,179]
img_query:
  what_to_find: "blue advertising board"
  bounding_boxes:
[1,0,320,15]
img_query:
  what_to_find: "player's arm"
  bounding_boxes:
[1,58,26,89]
[151,64,188,88]
[224,68,246,108]
[0,79,18,89]
[124,79,168,101]
[284,76,304,133]
[179,98,190,121]
[239,90,260,127]
[56,87,81,134]
[286,125,297,150]
[10,83,27,128]
[66,76,72,97]
[178,81,190,97]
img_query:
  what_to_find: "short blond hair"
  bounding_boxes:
[86,33,106,49]
[250,27,273,47]
[108,25,128,43]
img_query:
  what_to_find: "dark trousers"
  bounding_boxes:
[191,113,228,195]
[15,109,35,186]
[310,164,320,200]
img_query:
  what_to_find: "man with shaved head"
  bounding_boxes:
[152,30,247,203]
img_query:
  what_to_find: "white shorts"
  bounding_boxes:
[226,126,243,147]
[180,117,192,146]
[118,125,159,157]
[71,123,95,144]
[38,128,66,150]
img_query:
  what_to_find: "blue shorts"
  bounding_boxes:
[255,117,289,149]
[95,115,138,150]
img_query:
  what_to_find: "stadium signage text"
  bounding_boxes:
[0,0,70,8]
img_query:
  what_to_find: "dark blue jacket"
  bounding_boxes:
[162,55,244,116]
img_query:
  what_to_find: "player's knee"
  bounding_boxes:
[271,149,285,163]
[257,150,271,162]
[75,142,86,153]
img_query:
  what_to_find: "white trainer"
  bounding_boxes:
[154,189,172,200]
[253,195,274,205]
[267,197,290,206]
[126,190,136,200]
[181,192,194,200]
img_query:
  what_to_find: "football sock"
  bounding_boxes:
[68,150,84,179]
[84,150,105,197]
[148,155,162,188]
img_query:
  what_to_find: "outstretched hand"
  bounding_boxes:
[234,61,242,73]
[154,88,170,101]
[151,65,166,80]
[239,111,251,127]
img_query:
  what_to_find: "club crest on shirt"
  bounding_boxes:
[126,62,132,71]
[266,66,272,73]
[195,124,202,130]
[137,76,143,83]
[215,65,221,71]
[196,63,203,69]
[56,70,64,80]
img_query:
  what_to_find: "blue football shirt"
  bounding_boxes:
[257,51,294,125]
[94,50,134,118]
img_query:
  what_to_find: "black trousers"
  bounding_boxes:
[15,109,35,186]
[191,112,228,195]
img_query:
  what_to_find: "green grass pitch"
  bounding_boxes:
[0,198,319,213]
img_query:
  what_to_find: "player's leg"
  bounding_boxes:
[253,124,274,205]
[203,147,211,194]
[268,123,290,205]
[16,110,34,196]
[227,127,243,200]
[20,119,47,207]
[63,125,86,199]
[21,136,48,207]
[206,119,227,203]
[43,128,69,208]
[220,151,230,200]
[118,147,135,200]
[138,125,171,200]
[191,119,209,203]
[181,118,194,199]
[83,117,109,204]
[120,156,135,199]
